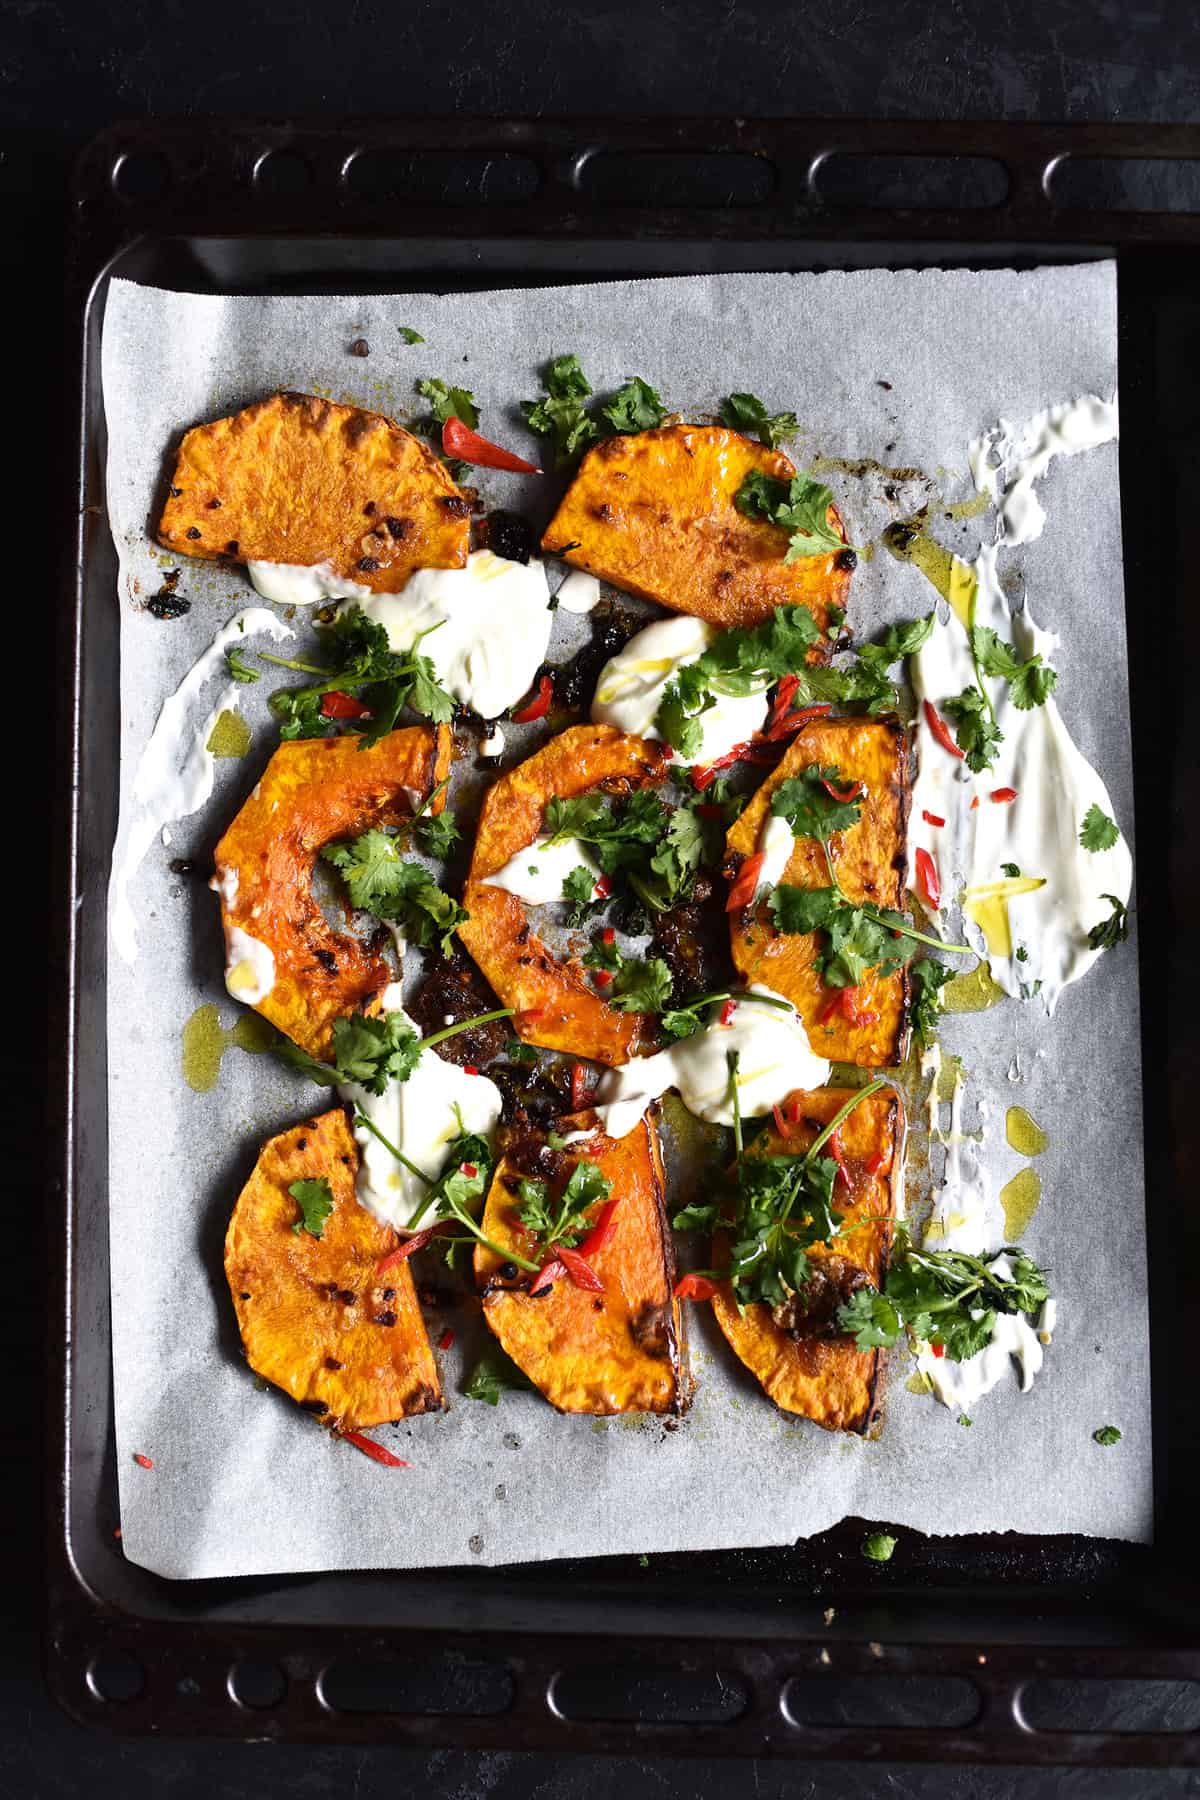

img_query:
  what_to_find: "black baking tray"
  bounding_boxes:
[49,116,1200,1765]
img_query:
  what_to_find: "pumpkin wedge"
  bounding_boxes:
[157,391,470,591]
[540,423,851,633]
[458,724,669,1065]
[711,1084,902,1433]
[475,1112,687,1414]
[725,716,910,1067]
[225,1108,442,1430]
[212,724,453,1060]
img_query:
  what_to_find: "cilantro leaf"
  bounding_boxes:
[858,611,935,672]
[517,1158,612,1252]
[415,809,460,858]
[522,354,601,468]
[602,376,667,434]
[397,326,425,344]
[734,469,847,560]
[971,625,1058,712]
[943,686,1004,773]
[288,1177,334,1239]
[1087,894,1130,952]
[718,391,797,449]
[321,829,409,911]
[1009,658,1058,710]
[226,648,259,684]
[768,884,842,936]
[837,1232,1051,1363]
[416,376,479,430]
[770,765,863,842]
[464,1344,534,1404]
[267,607,454,748]
[562,864,602,927]
[1093,1424,1122,1447]
[273,688,327,740]
[862,1533,897,1563]
[908,958,953,1049]
[610,955,674,1014]
[969,626,1023,679]
[320,834,469,956]
[671,1199,722,1232]
[1080,804,1120,853]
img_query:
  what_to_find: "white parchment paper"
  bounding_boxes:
[101,265,1149,1579]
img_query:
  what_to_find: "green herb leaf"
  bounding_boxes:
[654,606,824,752]
[970,625,1058,712]
[226,647,260,684]
[517,1158,612,1253]
[1079,804,1120,853]
[267,608,455,747]
[718,391,798,449]
[288,1177,334,1239]
[521,353,602,468]
[397,326,425,344]
[602,376,667,434]
[321,834,469,956]
[1093,1424,1122,1446]
[943,686,1004,773]
[734,469,847,560]
[610,955,674,1015]
[838,1232,1051,1363]
[416,376,479,430]
[464,1344,534,1404]
[908,958,953,1049]
[1087,894,1130,952]
[770,765,863,843]
[415,809,460,859]
[862,1532,897,1563]
[1002,862,1022,878]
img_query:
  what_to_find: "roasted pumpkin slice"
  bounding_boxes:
[475,1113,686,1414]
[711,1084,902,1433]
[458,724,669,1064]
[225,1108,442,1430]
[726,716,910,1067]
[212,725,453,1060]
[540,423,851,633]
[157,391,470,591]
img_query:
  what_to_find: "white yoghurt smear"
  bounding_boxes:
[223,925,276,1003]
[968,393,1119,546]
[916,1258,1052,1412]
[247,561,374,608]
[589,986,831,1140]
[483,835,601,905]
[109,608,295,964]
[591,615,770,764]
[555,569,601,614]
[342,549,553,719]
[480,723,506,757]
[340,1001,503,1230]
[755,811,796,897]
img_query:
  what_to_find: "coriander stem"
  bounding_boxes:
[860,907,973,956]
[353,1108,432,1187]
[966,588,998,731]
[805,1078,890,1165]
[822,838,841,895]
[419,1008,514,1054]
[728,1050,743,1159]
[257,652,332,677]
[445,1200,540,1272]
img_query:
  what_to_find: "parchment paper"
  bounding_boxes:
[101,264,1149,1579]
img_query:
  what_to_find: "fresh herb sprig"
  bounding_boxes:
[582,937,675,1013]
[288,1177,334,1239]
[276,1006,513,1096]
[522,355,669,468]
[263,609,453,748]
[1087,894,1130,952]
[654,606,825,757]
[837,1229,1051,1362]
[321,828,468,955]
[543,789,717,913]
[718,391,798,449]
[1080,805,1120,853]
[516,1160,612,1254]
[734,469,849,561]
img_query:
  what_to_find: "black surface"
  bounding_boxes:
[12,0,1200,1792]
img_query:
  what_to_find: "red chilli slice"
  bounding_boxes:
[437,1328,455,1351]
[577,1197,621,1260]
[923,700,965,760]
[726,852,765,913]
[342,1430,411,1468]
[557,1246,605,1293]
[512,674,553,723]
[376,1222,453,1271]
[922,810,946,829]
[530,1257,567,1295]
[442,414,541,474]
[990,787,1018,804]
[133,1453,154,1470]
[915,846,941,911]
[320,690,373,720]
[673,1273,720,1302]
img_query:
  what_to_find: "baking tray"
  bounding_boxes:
[49,116,1200,1764]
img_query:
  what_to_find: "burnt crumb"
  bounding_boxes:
[301,1399,329,1414]
[239,1291,251,1301]
[884,441,896,453]
[439,494,471,517]
[772,1256,870,1340]
[224,540,240,557]
[503,1432,521,1450]
[877,379,893,390]
[185,527,201,540]
[499,1262,519,1281]
[384,515,413,540]
[482,510,537,564]
[313,946,338,975]
[594,503,614,522]
[498,1112,572,1186]
[382,1286,395,1301]
[325,1357,344,1371]
[147,589,192,620]
[836,548,858,572]
[296,1137,308,1152]
[408,954,510,1067]
[592,1297,605,1313]
[357,556,381,573]
[349,338,370,357]
[207,497,222,509]
[372,1310,398,1328]
[363,500,376,515]
[553,601,641,710]
[338,1289,357,1305]
[630,1302,670,1356]
[168,485,182,497]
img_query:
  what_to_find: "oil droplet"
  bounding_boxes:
[1006,1105,1048,1157]
[827,1062,875,1089]
[1007,1053,1022,1083]
[934,1051,964,1105]
[1000,1167,1042,1239]
[942,961,1006,1014]
[182,1002,275,1091]
[882,520,977,626]
[962,876,1046,959]
[206,709,252,758]
[905,1369,935,1395]
[941,488,991,522]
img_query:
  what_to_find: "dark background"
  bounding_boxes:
[9,1,1200,1794]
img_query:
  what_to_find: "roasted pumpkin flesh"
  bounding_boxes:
[225,1108,442,1431]
[541,423,851,632]
[213,724,453,1059]
[475,1113,685,1415]
[726,716,910,1067]
[157,392,470,591]
[459,724,670,1065]
[711,1084,902,1433]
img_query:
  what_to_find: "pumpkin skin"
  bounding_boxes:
[474,1112,687,1415]
[212,725,453,1059]
[710,1084,902,1434]
[725,715,911,1068]
[225,1108,442,1431]
[157,392,470,591]
[458,723,670,1065]
[540,424,851,634]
